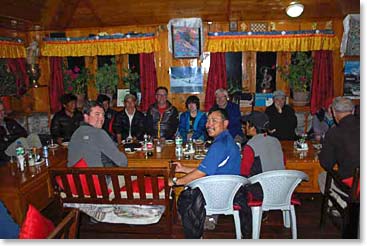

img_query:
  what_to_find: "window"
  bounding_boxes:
[256,52,277,93]
[128,54,141,95]
[226,52,242,96]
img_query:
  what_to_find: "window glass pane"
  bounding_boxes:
[256,52,277,93]
[226,52,242,95]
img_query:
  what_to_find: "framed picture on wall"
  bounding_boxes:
[343,60,360,98]
[171,26,201,58]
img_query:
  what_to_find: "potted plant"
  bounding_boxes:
[277,52,313,106]
[63,66,91,95]
[95,58,119,95]
[122,66,140,94]
[0,59,17,97]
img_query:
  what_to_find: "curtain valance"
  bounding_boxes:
[0,37,26,58]
[41,33,160,57]
[205,30,339,52]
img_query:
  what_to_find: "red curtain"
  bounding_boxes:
[7,58,29,96]
[204,52,227,111]
[49,57,64,113]
[139,53,158,112]
[310,50,334,115]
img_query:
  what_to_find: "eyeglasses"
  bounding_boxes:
[215,95,227,99]
[156,94,167,97]
[207,118,224,124]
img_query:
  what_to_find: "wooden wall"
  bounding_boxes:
[2,19,348,113]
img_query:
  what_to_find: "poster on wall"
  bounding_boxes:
[343,61,360,98]
[171,26,201,58]
[170,66,203,93]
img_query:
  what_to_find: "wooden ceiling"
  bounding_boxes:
[0,0,360,32]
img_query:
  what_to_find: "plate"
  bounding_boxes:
[194,154,206,160]
[165,140,174,144]
[48,144,59,149]
[193,139,204,145]
[61,142,69,147]
[125,149,136,154]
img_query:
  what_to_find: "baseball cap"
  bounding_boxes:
[273,90,286,99]
[242,111,270,130]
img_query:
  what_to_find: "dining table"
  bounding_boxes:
[0,139,324,224]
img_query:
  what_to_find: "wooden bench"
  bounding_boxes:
[48,165,176,238]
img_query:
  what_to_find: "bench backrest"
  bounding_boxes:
[48,166,174,207]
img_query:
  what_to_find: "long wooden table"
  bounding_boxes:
[0,140,323,224]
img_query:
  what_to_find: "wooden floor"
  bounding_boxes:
[44,193,342,239]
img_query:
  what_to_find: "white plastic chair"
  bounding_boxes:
[248,170,309,239]
[186,175,249,239]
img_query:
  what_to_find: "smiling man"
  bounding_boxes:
[68,100,127,168]
[169,108,241,186]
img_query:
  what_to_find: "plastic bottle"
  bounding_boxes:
[175,133,183,158]
[15,141,25,157]
[143,133,148,151]
[43,146,49,167]
[188,137,194,153]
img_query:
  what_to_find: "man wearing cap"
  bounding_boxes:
[241,111,285,195]
[318,97,359,197]
[265,90,298,140]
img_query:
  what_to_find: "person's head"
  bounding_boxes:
[331,97,354,123]
[124,94,137,113]
[60,93,77,114]
[206,108,229,138]
[215,88,229,109]
[272,90,286,109]
[185,95,200,113]
[155,86,168,107]
[0,101,5,122]
[82,100,105,128]
[96,94,111,112]
[242,111,270,136]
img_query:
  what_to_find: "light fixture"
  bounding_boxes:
[286,2,304,18]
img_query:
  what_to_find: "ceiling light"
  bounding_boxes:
[286,2,304,18]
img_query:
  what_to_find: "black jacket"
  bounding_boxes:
[146,101,179,139]
[50,109,83,142]
[112,109,146,141]
[265,103,298,140]
[0,117,27,164]
[318,114,360,179]
[102,108,117,138]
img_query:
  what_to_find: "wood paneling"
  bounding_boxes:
[1,18,356,113]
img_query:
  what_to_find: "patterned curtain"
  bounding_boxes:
[139,53,157,112]
[49,57,64,113]
[204,53,227,111]
[310,50,334,114]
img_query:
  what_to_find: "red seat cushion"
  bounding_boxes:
[246,192,301,207]
[342,177,360,197]
[120,177,165,193]
[18,204,55,239]
[55,158,104,196]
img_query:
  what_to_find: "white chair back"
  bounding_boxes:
[248,170,309,210]
[187,175,249,214]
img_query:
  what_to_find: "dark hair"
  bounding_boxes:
[245,121,268,134]
[96,94,110,104]
[185,95,200,110]
[60,93,77,105]
[155,86,168,95]
[208,108,229,121]
[82,100,103,115]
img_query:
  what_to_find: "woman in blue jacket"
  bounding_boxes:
[179,95,207,142]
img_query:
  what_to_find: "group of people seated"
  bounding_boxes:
[0,85,359,239]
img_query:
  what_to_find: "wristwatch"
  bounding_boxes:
[172,177,178,186]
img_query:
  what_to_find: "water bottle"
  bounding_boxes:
[175,133,183,158]
[188,137,194,153]
[15,141,25,157]
[143,133,148,151]
[43,146,49,167]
